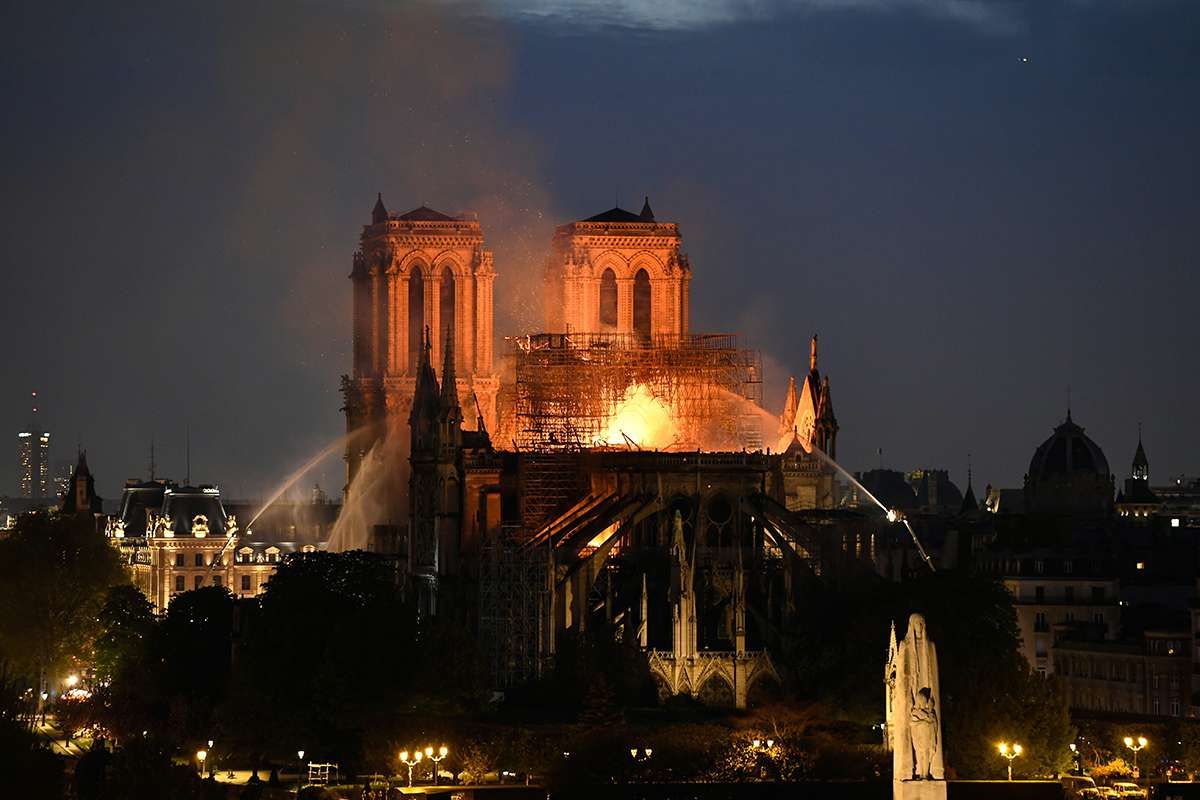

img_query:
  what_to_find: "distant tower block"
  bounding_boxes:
[342,196,499,486]
[543,198,691,338]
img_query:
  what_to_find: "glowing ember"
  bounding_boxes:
[601,384,679,449]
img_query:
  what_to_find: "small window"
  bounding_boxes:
[1035,585,1045,601]
[194,553,204,567]
[1065,586,1075,603]
[1063,559,1074,574]
[241,575,251,591]
[1034,559,1045,574]
[1172,699,1182,716]
[175,553,185,567]
[175,575,184,592]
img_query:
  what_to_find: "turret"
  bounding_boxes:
[371,192,388,225]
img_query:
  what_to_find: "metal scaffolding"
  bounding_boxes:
[508,332,764,452]
[478,525,548,688]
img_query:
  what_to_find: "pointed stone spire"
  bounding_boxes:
[371,192,388,224]
[639,196,655,222]
[439,326,459,411]
[1132,426,1149,482]
[959,454,979,514]
[779,376,799,436]
[638,573,648,649]
[409,326,440,428]
[810,334,819,372]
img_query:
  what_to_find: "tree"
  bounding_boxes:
[233,550,415,763]
[158,586,235,740]
[93,586,155,685]
[0,513,126,709]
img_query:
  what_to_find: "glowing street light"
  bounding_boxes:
[630,747,653,762]
[997,742,1022,781]
[196,749,208,777]
[65,674,79,688]
[1124,736,1147,777]
[400,750,423,787]
[426,745,449,784]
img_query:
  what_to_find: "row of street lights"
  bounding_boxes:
[398,746,449,787]
[995,734,1150,781]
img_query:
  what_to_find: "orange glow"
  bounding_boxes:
[601,384,678,449]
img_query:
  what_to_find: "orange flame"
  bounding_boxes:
[600,384,679,449]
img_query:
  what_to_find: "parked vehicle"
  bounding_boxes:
[1064,776,1101,799]
[1113,782,1148,799]
[1098,787,1121,799]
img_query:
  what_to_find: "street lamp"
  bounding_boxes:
[1124,736,1147,777]
[196,749,208,777]
[630,747,653,762]
[297,750,306,792]
[399,750,423,787]
[426,745,448,784]
[997,742,1022,781]
[65,674,79,689]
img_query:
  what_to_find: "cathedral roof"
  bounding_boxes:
[1028,412,1111,482]
[395,205,458,222]
[583,206,650,223]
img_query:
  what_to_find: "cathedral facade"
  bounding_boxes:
[343,198,499,485]
[543,199,691,338]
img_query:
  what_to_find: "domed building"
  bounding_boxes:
[1024,411,1114,516]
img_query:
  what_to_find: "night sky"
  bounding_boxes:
[3,1,1197,502]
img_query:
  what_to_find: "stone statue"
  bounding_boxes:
[893,613,945,798]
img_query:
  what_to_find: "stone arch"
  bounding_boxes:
[439,264,456,363]
[633,268,652,340]
[697,674,735,707]
[599,268,618,328]
[628,251,666,280]
[399,253,430,278]
[746,673,782,708]
[408,268,425,372]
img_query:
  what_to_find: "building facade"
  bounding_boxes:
[343,197,500,486]
[107,480,316,611]
[543,200,691,339]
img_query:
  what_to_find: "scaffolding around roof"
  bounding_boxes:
[508,332,764,453]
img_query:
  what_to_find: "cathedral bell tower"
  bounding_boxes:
[342,195,499,488]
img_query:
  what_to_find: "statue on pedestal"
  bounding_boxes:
[889,613,946,800]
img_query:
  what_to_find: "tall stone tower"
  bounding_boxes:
[342,196,499,486]
[543,198,691,338]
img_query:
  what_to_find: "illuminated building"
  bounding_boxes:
[342,198,500,487]
[16,392,50,499]
[106,479,320,612]
[542,199,689,338]
[371,199,853,702]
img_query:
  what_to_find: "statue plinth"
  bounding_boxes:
[894,779,947,800]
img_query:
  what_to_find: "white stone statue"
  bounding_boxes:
[893,613,945,798]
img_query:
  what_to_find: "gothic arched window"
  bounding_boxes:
[440,266,456,366]
[633,268,652,340]
[408,267,425,372]
[599,268,618,328]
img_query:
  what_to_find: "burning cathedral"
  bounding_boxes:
[340,195,861,707]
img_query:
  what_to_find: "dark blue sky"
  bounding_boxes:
[2,0,1197,501]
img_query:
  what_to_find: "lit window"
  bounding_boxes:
[1172,518,1181,528]
[1136,562,1146,571]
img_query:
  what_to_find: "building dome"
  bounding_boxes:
[1024,412,1113,516]
[1027,413,1111,483]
